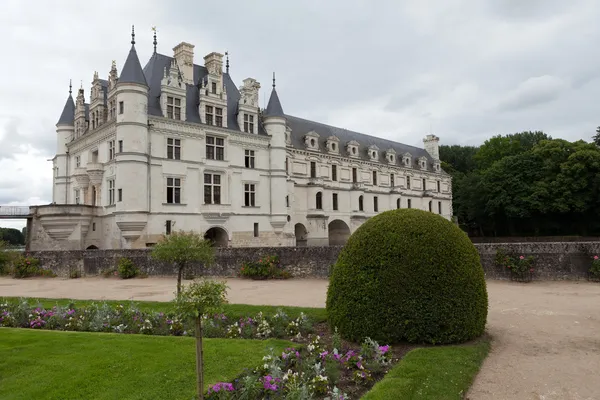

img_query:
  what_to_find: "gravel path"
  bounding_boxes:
[2,277,599,399]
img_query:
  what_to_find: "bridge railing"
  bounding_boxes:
[0,206,30,217]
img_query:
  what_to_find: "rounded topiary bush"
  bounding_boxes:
[326,209,488,344]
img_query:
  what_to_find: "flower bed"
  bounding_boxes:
[495,249,535,282]
[206,335,394,399]
[0,300,313,340]
[239,255,291,280]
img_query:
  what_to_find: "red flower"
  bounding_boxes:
[507,265,511,269]
[530,268,534,272]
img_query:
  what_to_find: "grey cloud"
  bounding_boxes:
[497,75,568,112]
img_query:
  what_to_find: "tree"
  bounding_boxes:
[0,227,25,246]
[151,231,215,295]
[175,279,228,400]
[593,126,600,146]
[474,131,550,170]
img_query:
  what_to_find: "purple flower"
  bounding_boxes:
[378,345,390,354]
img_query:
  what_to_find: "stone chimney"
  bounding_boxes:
[204,52,224,76]
[423,134,440,160]
[173,42,195,84]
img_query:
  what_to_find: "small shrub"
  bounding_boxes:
[496,249,535,282]
[117,258,138,279]
[589,255,600,281]
[12,256,55,278]
[239,255,290,280]
[102,268,118,278]
[0,240,13,275]
[69,268,81,279]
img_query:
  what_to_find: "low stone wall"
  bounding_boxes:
[28,241,600,281]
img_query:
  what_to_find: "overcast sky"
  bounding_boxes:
[2,0,600,229]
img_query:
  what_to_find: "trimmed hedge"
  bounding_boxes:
[326,209,488,344]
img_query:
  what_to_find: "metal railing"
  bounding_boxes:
[0,206,30,217]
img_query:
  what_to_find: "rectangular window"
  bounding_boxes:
[332,165,337,181]
[204,174,221,204]
[333,193,338,211]
[253,222,259,238]
[108,179,115,205]
[166,177,181,204]
[374,196,378,212]
[205,105,213,125]
[212,82,217,94]
[352,167,357,183]
[429,201,433,212]
[438,201,442,214]
[215,107,223,127]
[373,171,377,186]
[167,96,182,120]
[437,180,441,192]
[119,101,124,114]
[390,173,395,188]
[75,156,81,168]
[407,199,412,209]
[118,140,123,153]
[407,177,411,189]
[74,189,80,205]
[310,161,317,178]
[286,195,289,207]
[285,158,289,175]
[117,188,122,202]
[206,136,225,160]
[244,183,256,207]
[92,222,96,231]
[422,178,427,190]
[243,114,255,133]
[244,150,255,168]
[108,140,115,161]
[166,220,172,235]
[167,138,181,160]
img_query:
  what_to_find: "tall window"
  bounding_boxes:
[166,178,181,204]
[211,82,217,94]
[359,195,364,211]
[310,162,317,178]
[215,107,223,127]
[437,180,441,192]
[75,156,81,168]
[253,223,259,238]
[117,188,122,202]
[316,192,323,210]
[390,173,395,188]
[331,164,337,181]
[244,183,256,207]
[422,178,427,191]
[407,199,412,209]
[166,220,172,235]
[206,136,224,160]
[119,101,124,114]
[374,196,378,212]
[245,150,255,168]
[332,193,338,211]
[285,158,289,175]
[108,140,115,161]
[167,138,181,160]
[438,201,442,214]
[286,195,289,207]
[167,96,181,120]
[243,114,255,133]
[429,200,432,212]
[204,174,221,204]
[118,140,123,153]
[108,179,115,205]
[205,105,214,125]
[352,167,357,183]
[373,171,377,186]
[407,177,411,189]
[396,198,400,209]
[74,189,80,205]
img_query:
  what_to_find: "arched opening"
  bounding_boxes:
[328,219,351,246]
[91,186,97,206]
[294,223,308,247]
[204,227,228,247]
[315,192,323,210]
[396,198,401,209]
[429,200,433,212]
[86,245,99,250]
[358,195,364,211]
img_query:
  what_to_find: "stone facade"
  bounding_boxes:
[29,241,600,280]
[33,29,451,251]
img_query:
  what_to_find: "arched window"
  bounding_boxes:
[396,198,401,209]
[358,195,364,211]
[316,192,323,210]
[429,200,433,212]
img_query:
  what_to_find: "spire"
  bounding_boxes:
[264,73,284,117]
[225,51,229,74]
[152,26,157,54]
[119,26,148,86]
[57,81,75,125]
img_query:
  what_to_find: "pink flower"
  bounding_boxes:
[519,256,524,260]
[594,256,599,260]
[530,268,534,272]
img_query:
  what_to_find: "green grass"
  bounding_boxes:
[1,296,327,322]
[0,328,292,400]
[362,338,490,400]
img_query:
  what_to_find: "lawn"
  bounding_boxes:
[0,328,292,400]
[0,296,327,322]
[362,338,490,399]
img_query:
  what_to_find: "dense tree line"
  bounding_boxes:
[0,227,25,245]
[441,131,600,237]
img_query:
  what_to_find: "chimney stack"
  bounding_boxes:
[173,42,195,84]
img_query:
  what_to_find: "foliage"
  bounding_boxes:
[589,255,600,280]
[175,279,229,320]
[12,255,55,279]
[326,209,488,344]
[151,231,215,295]
[0,227,25,246]
[362,338,490,400]
[117,257,139,279]
[239,255,291,280]
[0,240,13,275]
[593,126,600,146]
[0,328,292,400]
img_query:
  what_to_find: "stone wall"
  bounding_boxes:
[28,241,600,280]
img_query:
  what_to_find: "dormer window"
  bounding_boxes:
[418,156,427,170]
[211,82,217,94]
[433,162,441,172]
[403,153,412,167]
[304,131,320,151]
[326,136,340,154]
[386,149,396,164]
[243,114,255,133]
[346,140,360,158]
[368,145,379,161]
[167,96,182,120]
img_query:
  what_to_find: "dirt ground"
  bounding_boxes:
[1,277,599,399]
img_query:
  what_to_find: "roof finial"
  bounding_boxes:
[131,25,135,45]
[80,80,83,90]
[152,26,157,54]
[69,79,72,95]
[272,72,276,88]
[225,51,229,73]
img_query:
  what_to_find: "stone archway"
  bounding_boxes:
[294,223,308,247]
[328,219,351,246]
[204,227,229,247]
[86,245,99,250]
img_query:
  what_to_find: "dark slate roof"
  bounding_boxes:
[264,88,284,117]
[285,115,434,164]
[56,95,75,125]
[120,45,148,86]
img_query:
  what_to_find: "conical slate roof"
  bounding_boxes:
[56,95,75,125]
[119,45,147,86]
[264,88,284,117]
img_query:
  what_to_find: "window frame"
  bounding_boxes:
[244,149,255,169]
[316,191,323,210]
[204,173,221,205]
[332,193,338,211]
[166,177,182,204]
[108,179,115,205]
[167,138,181,160]
[215,107,223,127]
[374,196,378,212]
[205,105,214,125]
[206,136,225,161]
[373,171,377,186]
[358,195,364,211]
[166,96,182,120]
[243,113,255,133]
[310,161,317,178]
[244,183,256,207]
[108,140,115,161]
[331,164,337,181]
[118,101,124,114]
